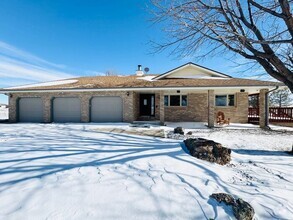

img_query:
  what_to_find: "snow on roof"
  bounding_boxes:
[4,79,78,89]
[137,75,156,81]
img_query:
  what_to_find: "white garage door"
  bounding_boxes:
[53,97,81,123]
[18,97,43,122]
[91,97,123,122]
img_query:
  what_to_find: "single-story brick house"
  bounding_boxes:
[0,62,283,127]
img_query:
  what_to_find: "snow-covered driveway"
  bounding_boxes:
[0,124,292,219]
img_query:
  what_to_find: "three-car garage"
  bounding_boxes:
[17,96,123,123]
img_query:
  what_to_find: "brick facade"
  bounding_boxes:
[164,93,208,122]
[9,90,249,124]
[155,93,160,120]
[133,92,140,121]
[9,91,136,123]
[214,92,248,123]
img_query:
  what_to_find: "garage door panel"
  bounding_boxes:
[91,97,123,122]
[19,98,43,122]
[53,98,81,123]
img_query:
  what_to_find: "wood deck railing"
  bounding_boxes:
[248,107,293,123]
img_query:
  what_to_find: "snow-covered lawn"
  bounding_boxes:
[0,124,292,219]
[0,108,8,120]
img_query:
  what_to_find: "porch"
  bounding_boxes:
[133,88,270,128]
[248,107,293,124]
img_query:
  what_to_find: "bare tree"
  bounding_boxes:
[105,70,117,76]
[248,94,259,107]
[269,88,293,106]
[151,0,293,92]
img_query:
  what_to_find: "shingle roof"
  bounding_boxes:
[1,75,283,91]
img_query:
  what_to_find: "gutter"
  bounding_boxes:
[0,85,283,94]
[265,86,279,128]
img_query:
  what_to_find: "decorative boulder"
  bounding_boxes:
[210,193,255,220]
[174,127,184,135]
[184,138,231,165]
[210,193,235,205]
[233,198,255,220]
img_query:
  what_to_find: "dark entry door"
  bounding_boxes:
[140,94,155,116]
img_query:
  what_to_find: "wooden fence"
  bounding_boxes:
[248,107,293,123]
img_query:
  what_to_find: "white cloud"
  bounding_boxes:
[243,75,277,81]
[0,40,75,88]
[0,41,66,69]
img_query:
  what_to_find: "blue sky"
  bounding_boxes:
[0,0,266,104]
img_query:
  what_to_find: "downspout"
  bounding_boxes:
[265,86,279,128]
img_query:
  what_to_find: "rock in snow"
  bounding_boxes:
[184,138,231,165]
[174,127,185,135]
[210,193,255,220]
[186,131,193,135]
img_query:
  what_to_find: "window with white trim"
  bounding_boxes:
[164,95,188,106]
[215,94,235,106]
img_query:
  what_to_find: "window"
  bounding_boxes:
[170,95,180,106]
[164,95,188,106]
[215,94,235,107]
[228,95,235,106]
[164,95,169,106]
[181,95,187,106]
[215,95,227,106]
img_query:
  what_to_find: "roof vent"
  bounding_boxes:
[136,65,144,76]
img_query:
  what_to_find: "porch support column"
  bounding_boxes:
[159,91,165,125]
[208,90,215,128]
[259,89,269,128]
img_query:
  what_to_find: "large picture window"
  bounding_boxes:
[170,95,180,106]
[164,95,188,107]
[215,94,235,107]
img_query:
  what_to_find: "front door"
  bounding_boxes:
[140,94,155,116]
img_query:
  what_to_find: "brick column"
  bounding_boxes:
[43,95,52,123]
[208,90,215,128]
[8,94,18,123]
[259,89,269,128]
[235,92,249,123]
[159,91,165,125]
[80,95,91,123]
[155,93,160,120]
[123,92,136,122]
